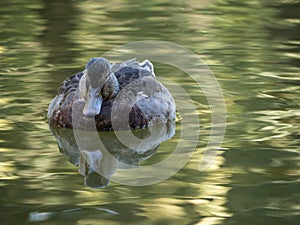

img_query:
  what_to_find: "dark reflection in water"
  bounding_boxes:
[0,0,299,225]
[38,0,81,65]
[49,121,175,188]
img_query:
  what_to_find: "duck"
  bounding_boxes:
[47,57,176,131]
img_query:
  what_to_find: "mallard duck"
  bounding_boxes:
[47,57,176,131]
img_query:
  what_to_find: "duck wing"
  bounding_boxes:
[114,66,153,89]
[112,59,155,76]
[58,71,84,95]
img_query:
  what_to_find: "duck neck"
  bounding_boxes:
[102,73,120,100]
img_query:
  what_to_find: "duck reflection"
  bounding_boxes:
[49,121,175,188]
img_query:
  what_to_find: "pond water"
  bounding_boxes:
[0,0,299,224]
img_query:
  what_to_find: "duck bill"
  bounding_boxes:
[83,87,102,117]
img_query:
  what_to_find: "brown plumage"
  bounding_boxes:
[47,57,176,131]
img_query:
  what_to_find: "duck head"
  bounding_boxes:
[79,57,119,117]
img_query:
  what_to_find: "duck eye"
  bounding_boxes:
[101,86,105,96]
[97,91,101,98]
